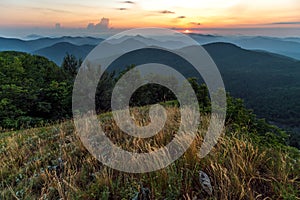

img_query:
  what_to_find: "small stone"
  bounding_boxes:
[199,170,213,195]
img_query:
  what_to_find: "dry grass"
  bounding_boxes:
[0,107,299,199]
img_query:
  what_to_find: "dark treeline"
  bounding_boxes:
[0,52,75,129]
[0,52,209,130]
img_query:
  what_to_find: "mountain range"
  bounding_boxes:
[1,34,300,65]
[33,42,95,64]
[0,34,299,136]
[189,34,300,60]
[0,36,103,50]
[92,41,300,129]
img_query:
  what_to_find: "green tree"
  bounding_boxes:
[0,52,72,130]
[61,54,82,80]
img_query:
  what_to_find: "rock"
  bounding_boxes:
[199,170,213,195]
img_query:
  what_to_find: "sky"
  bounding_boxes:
[1,0,300,37]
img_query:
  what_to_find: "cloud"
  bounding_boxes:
[87,18,110,30]
[177,16,186,19]
[269,21,300,25]
[160,10,175,14]
[29,7,72,14]
[121,1,135,4]
[117,1,134,11]
[190,22,201,26]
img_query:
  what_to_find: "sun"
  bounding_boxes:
[184,30,191,33]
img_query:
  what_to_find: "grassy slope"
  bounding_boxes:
[0,107,299,199]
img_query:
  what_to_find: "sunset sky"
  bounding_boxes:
[1,0,300,37]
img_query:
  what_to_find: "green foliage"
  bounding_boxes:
[226,95,290,148]
[95,70,116,112]
[61,53,82,80]
[187,77,211,112]
[0,52,72,130]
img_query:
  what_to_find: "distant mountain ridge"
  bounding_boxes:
[188,34,300,60]
[0,36,103,54]
[33,42,95,65]
[1,34,300,64]
[96,41,300,131]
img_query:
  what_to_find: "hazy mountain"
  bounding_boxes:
[24,34,44,40]
[0,36,103,53]
[188,34,300,60]
[99,41,300,129]
[108,34,188,49]
[203,43,300,125]
[282,37,300,43]
[1,35,299,129]
[0,37,29,52]
[188,33,229,44]
[42,38,150,65]
[232,36,300,60]
[1,34,299,60]
[34,42,95,65]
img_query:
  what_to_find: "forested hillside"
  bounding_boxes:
[0,52,75,129]
[0,51,299,199]
[1,50,300,149]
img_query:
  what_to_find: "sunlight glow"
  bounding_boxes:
[0,0,299,29]
[140,0,241,10]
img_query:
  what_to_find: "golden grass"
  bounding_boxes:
[0,107,299,199]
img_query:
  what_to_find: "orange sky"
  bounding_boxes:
[0,0,300,29]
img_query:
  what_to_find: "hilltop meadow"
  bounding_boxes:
[0,51,299,199]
